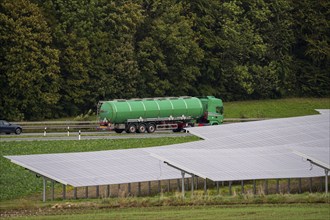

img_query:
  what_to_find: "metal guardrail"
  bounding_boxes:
[13,118,267,131]
[14,121,98,130]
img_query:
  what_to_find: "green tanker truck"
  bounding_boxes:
[97,96,223,133]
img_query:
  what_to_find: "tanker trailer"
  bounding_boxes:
[97,96,223,133]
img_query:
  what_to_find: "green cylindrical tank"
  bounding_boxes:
[99,97,204,124]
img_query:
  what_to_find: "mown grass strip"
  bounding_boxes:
[2,202,329,220]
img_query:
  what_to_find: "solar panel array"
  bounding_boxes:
[5,110,329,187]
[5,149,182,187]
[146,110,329,181]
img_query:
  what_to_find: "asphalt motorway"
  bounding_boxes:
[0,130,193,142]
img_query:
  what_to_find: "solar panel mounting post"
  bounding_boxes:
[148,181,151,195]
[128,183,131,195]
[181,171,185,197]
[191,175,194,195]
[96,186,99,198]
[325,170,329,194]
[85,187,88,199]
[62,185,66,199]
[229,181,232,195]
[107,185,110,197]
[42,177,46,202]
[51,180,55,201]
[138,182,141,196]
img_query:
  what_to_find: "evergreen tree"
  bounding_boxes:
[136,0,203,97]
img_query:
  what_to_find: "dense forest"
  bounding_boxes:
[0,0,329,120]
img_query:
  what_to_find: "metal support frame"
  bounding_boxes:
[204,178,207,194]
[253,180,256,195]
[162,161,198,197]
[294,152,329,194]
[307,159,330,193]
[216,181,220,194]
[298,178,302,193]
[158,180,161,193]
[168,180,171,192]
[287,178,291,194]
[276,179,280,194]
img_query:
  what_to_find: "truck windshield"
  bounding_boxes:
[216,106,223,114]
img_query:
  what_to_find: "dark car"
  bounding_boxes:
[0,120,22,135]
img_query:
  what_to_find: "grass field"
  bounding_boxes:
[224,97,330,118]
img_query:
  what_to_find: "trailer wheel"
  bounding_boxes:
[146,123,156,133]
[126,123,137,133]
[137,123,146,133]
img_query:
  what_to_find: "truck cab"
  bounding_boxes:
[198,96,224,125]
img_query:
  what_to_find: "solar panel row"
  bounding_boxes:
[5,110,329,189]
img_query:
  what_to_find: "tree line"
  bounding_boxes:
[0,0,329,120]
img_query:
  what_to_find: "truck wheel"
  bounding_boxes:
[137,124,146,133]
[146,123,156,133]
[114,128,124,133]
[126,124,137,133]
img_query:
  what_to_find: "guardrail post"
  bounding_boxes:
[67,126,70,136]
[78,130,81,140]
[44,127,47,136]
